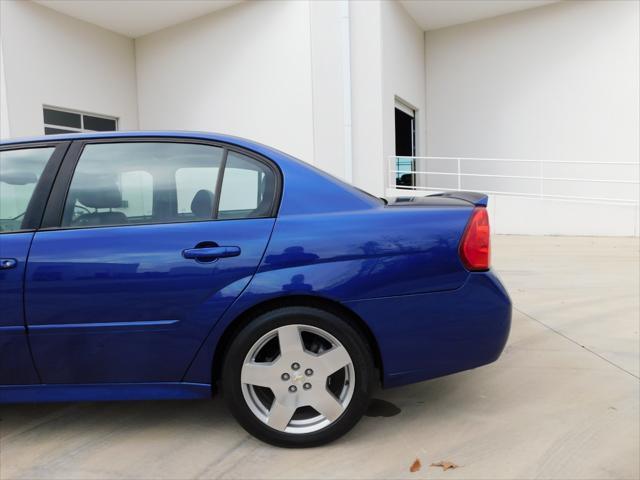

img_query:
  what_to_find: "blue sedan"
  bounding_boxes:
[0,131,511,447]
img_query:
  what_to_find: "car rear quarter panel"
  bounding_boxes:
[346,271,512,387]
[184,205,479,384]
[254,206,473,298]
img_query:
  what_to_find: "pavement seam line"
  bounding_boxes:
[513,306,639,380]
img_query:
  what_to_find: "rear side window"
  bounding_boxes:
[0,147,54,232]
[219,151,276,219]
[60,142,277,229]
[62,142,223,228]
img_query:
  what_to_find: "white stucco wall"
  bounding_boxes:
[349,0,427,196]
[308,1,347,179]
[0,41,10,139]
[349,1,385,195]
[2,0,636,235]
[423,0,639,235]
[381,0,426,184]
[135,1,315,163]
[0,0,138,138]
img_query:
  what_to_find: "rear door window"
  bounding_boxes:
[218,151,276,219]
[62,142,223,228]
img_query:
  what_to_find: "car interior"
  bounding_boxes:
[64,151,276,228]
[0,143,277,232]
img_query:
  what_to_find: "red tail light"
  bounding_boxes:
[459,207,490,271]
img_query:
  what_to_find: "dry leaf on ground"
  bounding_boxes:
[409,458,422,472]
[430,460,459,471]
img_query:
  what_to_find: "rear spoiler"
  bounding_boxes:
[428,191,488,207]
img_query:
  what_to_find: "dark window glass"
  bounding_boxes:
[0,147,54,232]
[218,152,276,219]
[394,107,415,187]
[83,115,117,132]
[44,127,75,135]
[43,109,81,129]
[62,142,223,228]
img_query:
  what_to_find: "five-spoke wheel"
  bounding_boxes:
[222,306,374,447]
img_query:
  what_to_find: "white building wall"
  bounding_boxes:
[0,41,10,139]
[1,0,636,236]
[308,1,347,179]
[349,0,427,196]
[135,1,315,164]
[381,0,426,185]
[350,1,385,195]
[423,0,639,235]
[0,0,138,137]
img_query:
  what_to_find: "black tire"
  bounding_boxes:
[221,306,375,448]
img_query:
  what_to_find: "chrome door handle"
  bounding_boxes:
[182,246,241,262]
[0,258,17,270]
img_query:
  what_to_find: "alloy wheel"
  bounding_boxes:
[240,324,355,434]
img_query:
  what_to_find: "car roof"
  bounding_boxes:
[1,131,382,216]
[1,130,283,157]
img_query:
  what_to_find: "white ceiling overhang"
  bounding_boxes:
[33,0,243,38]
[400,0,559,31]
[34,0,559,38]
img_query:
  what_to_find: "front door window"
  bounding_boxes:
[0,147,54,232]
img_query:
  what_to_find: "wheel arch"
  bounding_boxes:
[211,295,383,389]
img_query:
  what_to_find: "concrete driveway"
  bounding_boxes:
[1,235,638,479]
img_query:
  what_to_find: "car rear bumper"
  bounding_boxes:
[345,271,512,388]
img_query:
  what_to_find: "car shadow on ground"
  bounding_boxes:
[0,373,467,446]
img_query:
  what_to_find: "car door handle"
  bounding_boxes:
[0,258,17,270]
[182,246,241,261]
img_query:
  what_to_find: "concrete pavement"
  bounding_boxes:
[1,235,638,479]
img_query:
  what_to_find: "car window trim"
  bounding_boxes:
[39,136,282,231]
[212,148,228,219]
[0,141,70,233]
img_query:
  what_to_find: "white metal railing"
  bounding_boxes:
[389,156,640,206]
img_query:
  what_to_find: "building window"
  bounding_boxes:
[43,107,118,135]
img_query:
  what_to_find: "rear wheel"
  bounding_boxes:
[221,306,374,447]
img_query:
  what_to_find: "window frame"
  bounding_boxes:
[0,141,70,234]
[40,137,282,231]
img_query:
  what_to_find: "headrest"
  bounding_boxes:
[191,189,214,219]
[76,177,123,209]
